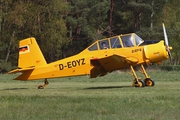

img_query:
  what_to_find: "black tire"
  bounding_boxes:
[135,79,145,87]
[38,85,44,89]
[144,78,155,86]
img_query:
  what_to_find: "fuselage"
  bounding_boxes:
[15,34,169,80]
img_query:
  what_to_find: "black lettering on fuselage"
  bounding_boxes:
[132,48,142,53]
[76,59,81,66]
[67,61,72,68]
[59,58,86,70]
[59,64,64,70]
[72,61,76,67]
[81,58,85,65]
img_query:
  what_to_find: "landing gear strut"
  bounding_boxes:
[38,78,49,89]
[130,64,155,87]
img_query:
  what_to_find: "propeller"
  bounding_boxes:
[162,23,173,65]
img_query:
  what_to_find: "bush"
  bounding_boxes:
[160,65,180,71]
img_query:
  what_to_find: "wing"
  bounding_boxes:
[90,54,138,78]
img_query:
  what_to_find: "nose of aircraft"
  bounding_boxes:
[144,41,170,63]
[144,23,172,64]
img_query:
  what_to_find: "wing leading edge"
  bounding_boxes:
[90,54,139,78]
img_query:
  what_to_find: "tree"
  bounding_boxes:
[0,0,70,73]
[65,0,110,57]
[1,0,180,71]
[162,0,180,64]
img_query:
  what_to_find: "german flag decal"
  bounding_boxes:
[19,45,30,54]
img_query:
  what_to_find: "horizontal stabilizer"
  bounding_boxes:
[8,67,34,74]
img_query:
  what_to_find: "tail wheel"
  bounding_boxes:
[38,85,44,89]
[144,78,155,86]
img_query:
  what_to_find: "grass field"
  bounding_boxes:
[0,70,180,120]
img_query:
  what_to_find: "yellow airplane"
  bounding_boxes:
[8,23,172,89]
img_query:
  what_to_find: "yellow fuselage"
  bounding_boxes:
[15,40,168,80]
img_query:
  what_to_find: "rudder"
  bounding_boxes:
[18,37,47,68]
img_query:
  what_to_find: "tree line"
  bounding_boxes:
[0,0,180,72]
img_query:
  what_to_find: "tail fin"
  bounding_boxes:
[18,37,47,68]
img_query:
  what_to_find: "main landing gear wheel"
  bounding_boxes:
[144,78,155,87]
[133,79,145,87]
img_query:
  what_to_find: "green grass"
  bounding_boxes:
[0,70,180,120]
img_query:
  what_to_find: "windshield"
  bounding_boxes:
[120,33,143,47]
[134,34,143,46]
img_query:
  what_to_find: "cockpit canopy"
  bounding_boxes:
[88,33,143,51]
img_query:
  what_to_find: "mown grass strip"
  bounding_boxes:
[0,70,180,120]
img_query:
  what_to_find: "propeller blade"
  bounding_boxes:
[162,23,169,46]
[162,23,173,66]
[168,49,173,65]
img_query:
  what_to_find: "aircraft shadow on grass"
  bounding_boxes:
[84,85,132,90]
[3,88,28,90]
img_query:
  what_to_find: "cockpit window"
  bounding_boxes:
[134,34,143,46]
[121,35,134,47]
[99,39,109,49]
[88,43,98,51]
[110,37,122,48]
[88,33,143,51]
